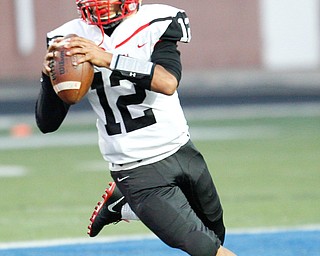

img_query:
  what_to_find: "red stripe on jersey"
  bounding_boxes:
[115,22,151,49]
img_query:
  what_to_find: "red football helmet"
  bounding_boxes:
[76,0,140,29]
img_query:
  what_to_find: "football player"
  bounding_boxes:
[36,0,236,255]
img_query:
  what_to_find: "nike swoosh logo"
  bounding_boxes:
[117,176,130,182]
[137,43,147,48]
[107,196,125,213]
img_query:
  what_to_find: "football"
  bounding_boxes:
[49,34,94,105]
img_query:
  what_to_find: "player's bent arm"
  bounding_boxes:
[150,40,182,95]
[109,40,181,95]
[151,64,178,95]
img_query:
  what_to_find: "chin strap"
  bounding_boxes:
[97,25,105,46]
[97,18,122,46]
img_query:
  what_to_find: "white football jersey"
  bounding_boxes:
[47,4,192,169]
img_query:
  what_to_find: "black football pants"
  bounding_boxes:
[111,140,225,256]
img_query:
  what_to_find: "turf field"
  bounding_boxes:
[0,103,319,254]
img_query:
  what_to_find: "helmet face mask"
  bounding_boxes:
[76,0,140,29]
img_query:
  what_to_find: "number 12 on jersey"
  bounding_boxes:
[92,72,157,136]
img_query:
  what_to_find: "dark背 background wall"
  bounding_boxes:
[1,0,320,110]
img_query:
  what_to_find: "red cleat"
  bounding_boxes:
[88,182,125,237]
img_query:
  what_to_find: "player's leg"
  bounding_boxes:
[111,158,222,256]
[182,164,226,244]
[174,140,236,255]
[177,140,226,243]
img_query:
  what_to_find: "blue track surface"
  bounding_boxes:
[1,229,319,255]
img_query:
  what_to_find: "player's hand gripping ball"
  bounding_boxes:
[49,34,94,105]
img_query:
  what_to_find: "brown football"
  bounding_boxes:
[49,34,94,105]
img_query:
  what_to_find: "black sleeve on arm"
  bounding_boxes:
[35,72,70,133]
[151,40,182,83]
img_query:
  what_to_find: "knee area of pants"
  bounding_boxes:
[184,231,220,256]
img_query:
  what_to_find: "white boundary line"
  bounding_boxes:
[1,102,320,150]
[0,225,319,250]
[0,234,157,250]
[1,102,320,130]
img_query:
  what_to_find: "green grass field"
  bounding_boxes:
[0,104,319,242]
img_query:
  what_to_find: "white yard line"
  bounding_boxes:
[0,102,319,150]
[1,102,320,129]
[0,166,28,177]
[0,132,99,150]
[0,125,279,150]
